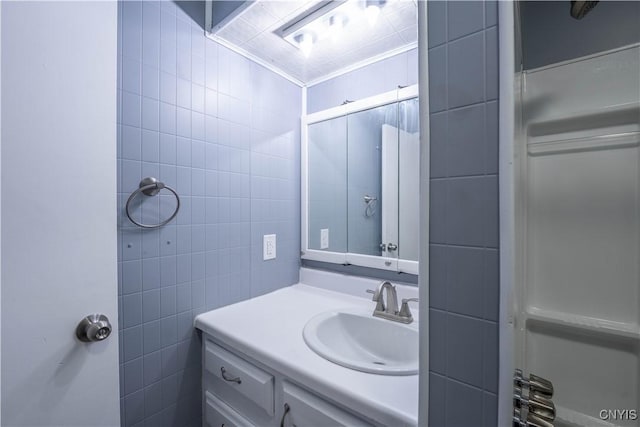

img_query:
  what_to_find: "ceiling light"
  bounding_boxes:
[296,32,315,58]
[365,0,386,26]
[279,0,365,58]
[328,14,348,43]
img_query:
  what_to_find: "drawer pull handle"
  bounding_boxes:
[220,366,241,384]
[280,403,291,427]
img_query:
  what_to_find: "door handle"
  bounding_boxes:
[76,314,112,342]
[387,243,398,251]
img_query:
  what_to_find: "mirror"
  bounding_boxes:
[303,86,419,274]
[347,102,397,257]
[308,116,348,253]
[397,97,420,262]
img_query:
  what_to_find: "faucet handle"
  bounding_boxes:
[399,298,419,320]
[366,289,385,312]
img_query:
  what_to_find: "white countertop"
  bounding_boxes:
[194,279,419,427]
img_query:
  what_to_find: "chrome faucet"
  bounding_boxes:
[369,281,398,314]
[366,281,418,324]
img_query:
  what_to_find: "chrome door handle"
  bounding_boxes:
[76,314,112,342]
[220,367,241,384]
[387,243,398,251]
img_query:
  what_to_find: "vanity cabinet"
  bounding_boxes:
[204,340,275,416]
[205,392,252,427]
[281,382,372,427]
[202,335,376,427]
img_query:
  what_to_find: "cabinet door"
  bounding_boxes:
[281,382,373,427]
[204,339,275,415]
[205,391,254,427]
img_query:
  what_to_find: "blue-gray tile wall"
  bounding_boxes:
[117,2,302,426]
[428,1,499,426]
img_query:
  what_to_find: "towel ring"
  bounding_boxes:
[125,177,180,229]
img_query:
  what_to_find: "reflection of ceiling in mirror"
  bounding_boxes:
[209,0,418,85]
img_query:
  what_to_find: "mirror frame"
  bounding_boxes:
[301,84,420,274]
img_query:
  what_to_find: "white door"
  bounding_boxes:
[508,45,640,426]
[1,1,120,425]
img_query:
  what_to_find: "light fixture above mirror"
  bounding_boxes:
[206,0,417,85]
[365,0,386,26]
[280,0,387,57]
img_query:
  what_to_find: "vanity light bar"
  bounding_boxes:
[279,0,385,56]
[278,1,347,38]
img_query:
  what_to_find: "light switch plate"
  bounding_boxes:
[320,228,329,249]
[263,234,276,260]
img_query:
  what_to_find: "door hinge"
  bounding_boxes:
[513,369,556,427]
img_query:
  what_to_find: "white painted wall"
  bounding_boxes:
[1,2,119,425]
[417,0,430,425]
[0,3,3,424]
[498,3,515,425]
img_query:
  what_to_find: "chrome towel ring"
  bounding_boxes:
[125,177,180,229]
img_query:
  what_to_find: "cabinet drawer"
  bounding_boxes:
[204,339,275,416]
[205,391,254,427]
[282,382,373,427]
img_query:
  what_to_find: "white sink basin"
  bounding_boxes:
[302,308,419,375]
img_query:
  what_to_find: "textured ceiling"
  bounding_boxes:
[211,0,417,84]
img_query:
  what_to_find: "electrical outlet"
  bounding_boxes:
[320,228,329,249]
[263,234,276,260]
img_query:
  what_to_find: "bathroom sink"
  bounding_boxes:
[303,308,419,375]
